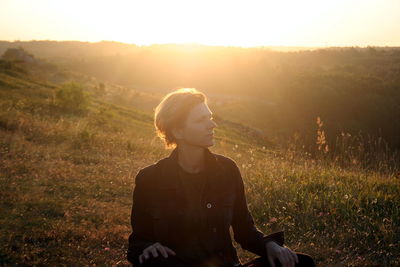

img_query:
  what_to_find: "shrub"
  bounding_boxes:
[54,82,89,113]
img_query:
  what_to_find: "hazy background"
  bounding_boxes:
[2,41,399,157]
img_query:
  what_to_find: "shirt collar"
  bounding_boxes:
[167,147,218,171]
[160,147,223,196]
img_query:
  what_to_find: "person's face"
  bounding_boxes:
[173,102,218,148]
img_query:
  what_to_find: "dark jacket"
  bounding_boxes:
[127,147,284,266]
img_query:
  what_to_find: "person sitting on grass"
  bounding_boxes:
[127,88,316,267]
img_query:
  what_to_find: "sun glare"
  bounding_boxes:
[1,0,399,47]
[78,0,344,47]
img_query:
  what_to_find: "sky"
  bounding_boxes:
[0,0,399,47]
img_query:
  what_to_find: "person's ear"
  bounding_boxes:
[171,127,183,140]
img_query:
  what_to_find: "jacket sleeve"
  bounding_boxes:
[127,169,156,265]
[230,161,284,257]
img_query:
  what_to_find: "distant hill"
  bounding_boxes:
[1,41,400,156]
[0,40,138,59]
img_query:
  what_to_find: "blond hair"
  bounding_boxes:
[154,88,207,149]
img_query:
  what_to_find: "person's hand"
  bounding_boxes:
[139,242,177,264]
[265,241,299,267]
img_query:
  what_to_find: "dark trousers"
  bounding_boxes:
[242,252,316,267]
[138,252,316,267]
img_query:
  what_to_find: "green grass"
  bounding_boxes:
[0,61,399,266]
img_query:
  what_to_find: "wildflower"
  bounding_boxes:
[270,217,277,223]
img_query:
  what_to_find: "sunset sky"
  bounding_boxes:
[1,0,399,47]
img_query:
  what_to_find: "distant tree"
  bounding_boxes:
[2,47,35,63]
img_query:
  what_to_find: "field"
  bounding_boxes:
[0,57,399,266]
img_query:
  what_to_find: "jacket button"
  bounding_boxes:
[206,203,212,208]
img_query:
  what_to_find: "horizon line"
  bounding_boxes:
[1,39,399,50]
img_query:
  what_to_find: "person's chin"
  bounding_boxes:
[206,139,215,147]
[193,137,214,148]
[196,141,214,148]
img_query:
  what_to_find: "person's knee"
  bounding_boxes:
[141,256,170,267]
[296,253,316,267]
[141,255,186,267]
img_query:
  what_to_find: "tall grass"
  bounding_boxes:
[227,143,399,266]
[284,116,400,175]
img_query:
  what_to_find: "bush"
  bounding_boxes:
[54,82,89,113]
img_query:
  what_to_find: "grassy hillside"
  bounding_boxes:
[0,60,399,266]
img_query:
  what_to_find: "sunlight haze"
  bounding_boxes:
[1,0,399,47]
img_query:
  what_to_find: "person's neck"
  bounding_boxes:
[176,144,206,174]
